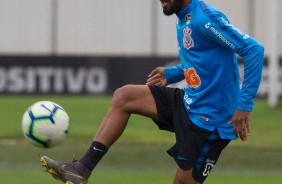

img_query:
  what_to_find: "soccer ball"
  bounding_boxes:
[22,101,69,148]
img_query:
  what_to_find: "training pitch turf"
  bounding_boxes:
[0,96,281,183]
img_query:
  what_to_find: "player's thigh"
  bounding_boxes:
[113,84,158,119]
[174,167,200,184]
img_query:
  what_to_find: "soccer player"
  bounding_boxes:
[41,0,264,183]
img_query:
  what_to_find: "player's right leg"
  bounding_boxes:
[41,84,159,183]
[41,156,90,184]
[94,84,159,147]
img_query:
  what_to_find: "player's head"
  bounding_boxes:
[159,0,190,16]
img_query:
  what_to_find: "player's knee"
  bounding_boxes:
[112,85,134,108]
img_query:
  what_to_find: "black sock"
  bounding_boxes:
[79,141,108,171]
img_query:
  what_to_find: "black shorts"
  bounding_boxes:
[148,85,230,183]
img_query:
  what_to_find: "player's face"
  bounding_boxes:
[159,0,188,16]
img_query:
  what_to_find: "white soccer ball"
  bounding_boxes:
[22,101,69,148]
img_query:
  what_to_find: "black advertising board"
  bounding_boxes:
[0,56,176,95]
[0,56,280,97]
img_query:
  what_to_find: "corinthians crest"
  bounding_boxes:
[183,27,194,50]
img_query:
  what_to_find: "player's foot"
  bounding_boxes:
[41,156,91,184]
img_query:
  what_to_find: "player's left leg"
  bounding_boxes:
[167,119,231,184]
[173,167,200,184]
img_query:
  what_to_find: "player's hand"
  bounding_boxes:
[228,109,251,141]
[146,67,168,86]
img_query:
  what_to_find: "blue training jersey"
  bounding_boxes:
[164,0,264,140]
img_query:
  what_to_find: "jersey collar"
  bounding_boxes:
[176,0,198,20]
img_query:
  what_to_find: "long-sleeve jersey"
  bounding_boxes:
[164,0,264,140]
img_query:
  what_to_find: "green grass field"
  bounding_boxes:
[0,96,281,183]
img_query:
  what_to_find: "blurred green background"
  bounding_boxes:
[0,96,281,183]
